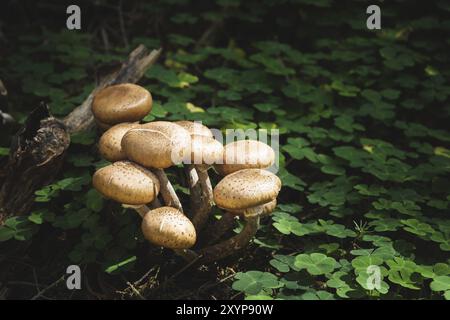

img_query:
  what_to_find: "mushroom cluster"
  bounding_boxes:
[91,83,281,263]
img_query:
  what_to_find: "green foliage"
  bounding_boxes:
[1,0,449,300]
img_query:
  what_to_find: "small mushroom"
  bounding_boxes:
[141,207,196,249]
[92,161,160,207]
[178,123,222,232]
[189,134,224,168]
[185,134,224,232]
[98,122,140,162]
[215,140,275,176]
[197,169,280,262]
[213,168,281,212]
[175,120,214,138]
[92,83,152,125]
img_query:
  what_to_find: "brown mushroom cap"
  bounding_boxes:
[98,122,140,162]
[141,207,196,249]
[228,199,277,218]
[122,121,191,168]
[215,140,275,176]
[175,120,213,138]
[189,134,224,166]
[92,83,152,125]
[213,168,281,211]
[92,161,160,205]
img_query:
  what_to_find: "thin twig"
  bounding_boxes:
[100,25,110,52]
[167,254,203,281]
[133,266,159,287]
[125,281,146,300]
[0,79,7,96]
[117,0,129,49]
[30,276,65,300]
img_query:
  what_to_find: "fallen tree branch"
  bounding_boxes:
[63,46,161,134]
[0,45,162,224]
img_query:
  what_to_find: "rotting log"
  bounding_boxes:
[0,45,162,225]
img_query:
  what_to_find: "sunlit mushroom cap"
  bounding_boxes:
[215,140,275,176]
[175,120,213,138]
[122,121,192,168]
[98,122,140,162]
[92,161,160,205]
[189,134,224,166]
[213,168,281,211]
[141,207,196,249]
[92,83,152,125]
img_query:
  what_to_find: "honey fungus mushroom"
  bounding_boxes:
[98,122,140,162]
[92,83,152,126]
[197,169,281,262]
[175,120,214,138]
[141,207,196,249]
[122,121,192,169]
[175,121,224,232]
[121,121,191,212]
[92,161,160,216]
[215,140,275,176]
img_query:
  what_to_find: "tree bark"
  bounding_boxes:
[0,103,69,223]
[0,45,161,225]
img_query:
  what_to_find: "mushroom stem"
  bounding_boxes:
[196,216,260,263]
[199,212,236,246]
[186,165,214,232]
[152,168,183,213]
[186,165,201,218]
[122,204,150,218]
[134,205,150,218]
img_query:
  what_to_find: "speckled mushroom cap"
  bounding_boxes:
[213,168,281,211]
[141,207,196,249]
[122,121,192,168]
[92,161,160,205]
[92,83,152,125]
[215,140,275,176]
[189,134,224,165]
[98,122,140,162]
[175,120,213,138]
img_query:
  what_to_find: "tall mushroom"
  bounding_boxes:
[141,207,196,249]
[197,169,281,262]
[204,139,275,244]
[176,121,223,232]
